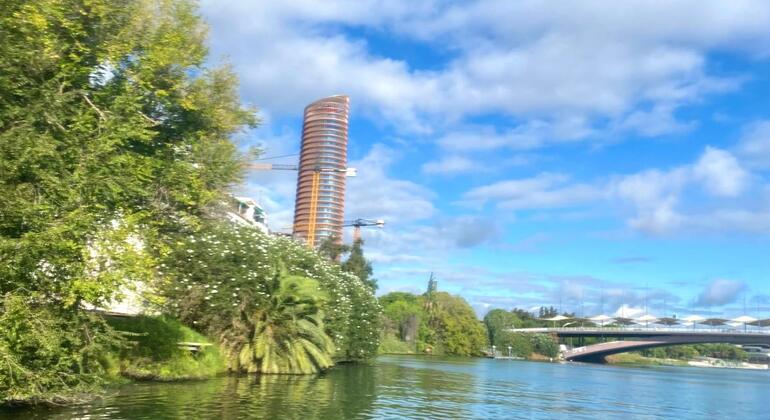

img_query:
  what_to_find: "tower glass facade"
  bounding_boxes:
[293,95,349,247]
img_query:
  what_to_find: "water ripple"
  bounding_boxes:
[3,356,768,419]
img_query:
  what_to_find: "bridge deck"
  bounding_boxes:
[510,327,770,338]
[511,327,770,363]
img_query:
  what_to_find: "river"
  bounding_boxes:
[3,355,768,419]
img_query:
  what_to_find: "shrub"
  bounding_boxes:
[0,294,119,405]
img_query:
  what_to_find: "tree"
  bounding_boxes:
[1,0,255,403]
[538,306,558,319]
[483,309,519,345]
[494,331,534,357]
[317,235,350,261]
[382,296,422,342]
[379,290,488,357]
[222,274,335,374]
[1,0,256,301]
[431,293,488,356]
[342,239,376,290]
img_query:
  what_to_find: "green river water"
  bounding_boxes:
[2,355,768,419]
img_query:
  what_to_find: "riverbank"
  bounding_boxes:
[605,353,769,370]
[605,353,689,366]
[105,315,227,382]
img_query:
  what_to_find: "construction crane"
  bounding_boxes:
[343,218,385,242]
[246,162,357,247]
[247,163,299,171]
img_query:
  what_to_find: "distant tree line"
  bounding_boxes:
[640,344,748,361]
[378,291,488,357]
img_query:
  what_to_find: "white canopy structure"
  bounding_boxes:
[543,315,571,327]
[731,315,758,323]
[731,315,758,331]
[589,315,612,326]
[657,317,679,326]
[681,315,706,329]
[700,318,728,327]
[634,314,658,327]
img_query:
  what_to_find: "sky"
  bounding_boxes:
[199,0,770,319]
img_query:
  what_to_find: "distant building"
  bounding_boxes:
[292,95,350,247]
[228,196,269,233]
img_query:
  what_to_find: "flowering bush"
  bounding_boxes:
[159,221,381,371]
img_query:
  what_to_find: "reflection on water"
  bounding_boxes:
[3,355,769,419]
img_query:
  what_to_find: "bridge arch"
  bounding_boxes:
[509,327,770,363]
[564,335,770,363]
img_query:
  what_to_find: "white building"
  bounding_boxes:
[227,196,269,233]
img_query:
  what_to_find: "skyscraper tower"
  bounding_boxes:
[293,95,350,247]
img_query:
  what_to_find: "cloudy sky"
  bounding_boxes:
[201,0,770,318]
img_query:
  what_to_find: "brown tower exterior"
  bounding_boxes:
[293,95,349,247]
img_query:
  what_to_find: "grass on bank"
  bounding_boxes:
[606,353,688,366]
[378,335,417,355]
[105,315,226,381]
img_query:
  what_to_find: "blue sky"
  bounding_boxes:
[200,1,770,318]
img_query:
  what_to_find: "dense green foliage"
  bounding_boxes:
[159,222,380,373]
[379,291,487,357]
[0,0,255,306]
[223,275,335,374]
[0,294,120,404]
[105,315,225,380]
[317,235,349,262]
[483,308,561,358]
[0,0,399,405]
[641,344,748,361]
[342,239,376,290]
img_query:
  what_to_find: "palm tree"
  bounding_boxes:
[222,272,335,374]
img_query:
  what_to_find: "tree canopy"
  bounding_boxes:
[341,239,376,291]
[1,0,256,306]
[1,0,253,403]
[379,290,487,357]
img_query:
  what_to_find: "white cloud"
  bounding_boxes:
[695,279,747,306]
[200,0,767,138]
[737,120,770,169]
[627,197,684,235]
[614,104,696,137]
[361,215,501,267]
[459,146,762,235]
[421,155,476,175]
[613,168,689,234]
[692,146,749,197]
[463,173,603,210]
[437,119,594,152]
[613,304,645,318]
[346,144,436,222]
[612,147,752,233]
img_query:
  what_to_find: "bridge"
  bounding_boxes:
[511,327,770,363]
